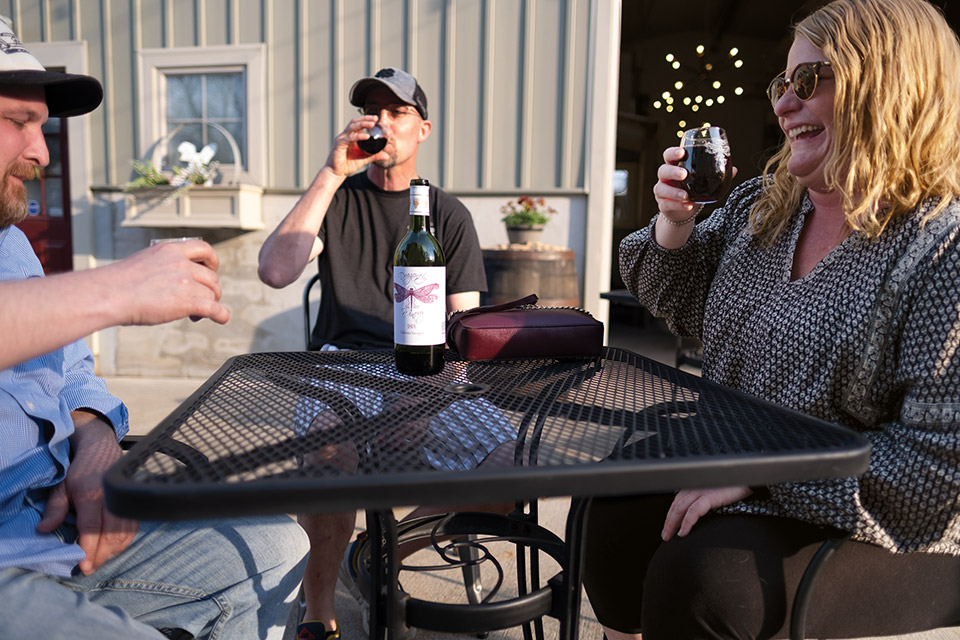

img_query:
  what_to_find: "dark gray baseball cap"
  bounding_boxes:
[0,16,103,117]
[349,68,428,120]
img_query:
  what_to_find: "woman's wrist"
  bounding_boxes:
[663,204,703,226]
[653,208,700,250]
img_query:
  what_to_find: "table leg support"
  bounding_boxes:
[511,501,546,640]
[366,510,413,640]
[553,496,591,640]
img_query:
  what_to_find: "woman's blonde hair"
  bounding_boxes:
[750,0,960,243]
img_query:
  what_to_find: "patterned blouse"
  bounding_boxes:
[620,176,960,555]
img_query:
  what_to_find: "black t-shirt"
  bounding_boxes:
[311,172,487,349]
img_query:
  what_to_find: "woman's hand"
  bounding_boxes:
[653,146,701,224]
[651,146,704,249]
[651,146,738,249]
[661,486,753,541]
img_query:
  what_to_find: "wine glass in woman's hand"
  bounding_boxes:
[678,126,733,204]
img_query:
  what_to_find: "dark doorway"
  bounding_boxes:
[16,115,73,274]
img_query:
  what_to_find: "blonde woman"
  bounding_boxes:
[584,0,960,637]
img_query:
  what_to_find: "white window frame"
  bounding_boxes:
[137,44,266,186]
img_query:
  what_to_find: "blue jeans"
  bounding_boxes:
[0,515,309,639]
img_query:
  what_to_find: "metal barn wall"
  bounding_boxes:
[5,0,618,376]
[5,0,593,194]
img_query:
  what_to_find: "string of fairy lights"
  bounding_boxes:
[651,44,746,137]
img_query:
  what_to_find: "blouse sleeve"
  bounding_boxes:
[619,177,764,339]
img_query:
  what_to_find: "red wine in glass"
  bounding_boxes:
[358,124,387,154]
[679,126,732,203]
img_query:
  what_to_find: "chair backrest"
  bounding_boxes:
[302,272,321,349]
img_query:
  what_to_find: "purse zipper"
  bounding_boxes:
[447,304,596,322]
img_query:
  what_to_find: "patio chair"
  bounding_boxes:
[790,534,850,639]
[788,534,956,639]
[303,272,321,351]
[593,533,944,639]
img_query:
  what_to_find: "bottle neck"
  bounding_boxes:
[409,213,428,232]
[408,181,430,231]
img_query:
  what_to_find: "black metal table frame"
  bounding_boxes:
[105,348,870,640]
[359,352,606,640]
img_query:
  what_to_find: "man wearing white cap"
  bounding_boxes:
[258,68,502,639]
[0,17,309,639]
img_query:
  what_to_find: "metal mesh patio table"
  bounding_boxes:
[105,347,870,639]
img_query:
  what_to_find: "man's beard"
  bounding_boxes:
[372,148,398,170]
[0,164,36,228]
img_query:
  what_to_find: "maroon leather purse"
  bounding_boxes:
[446,294,603,360]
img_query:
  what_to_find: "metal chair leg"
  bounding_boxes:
[790,534,850,640]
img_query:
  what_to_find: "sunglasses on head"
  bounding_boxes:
[766,60,832,108]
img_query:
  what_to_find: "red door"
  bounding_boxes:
[16,116,73,274]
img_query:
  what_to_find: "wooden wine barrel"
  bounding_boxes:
[481,247,580,307]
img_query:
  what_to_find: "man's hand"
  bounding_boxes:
[36,411,139,575]
[661,486,753,541]
[0,240,230,370]
[259,115,389,289]
[104,239,230,326]
[323,115,389,178]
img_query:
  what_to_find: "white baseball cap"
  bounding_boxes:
[0,16,102,117]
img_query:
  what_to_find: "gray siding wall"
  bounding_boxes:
[6,0,593,194]
[6,0,614,377]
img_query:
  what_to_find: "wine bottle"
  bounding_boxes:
[393,178,446,375]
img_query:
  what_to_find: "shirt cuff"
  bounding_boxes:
[62,390,129,441]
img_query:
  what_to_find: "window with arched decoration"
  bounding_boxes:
[137,44,265,186]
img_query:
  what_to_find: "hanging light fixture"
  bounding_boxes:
[651,45,746,136]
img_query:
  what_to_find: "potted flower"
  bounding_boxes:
[500,195,556,244]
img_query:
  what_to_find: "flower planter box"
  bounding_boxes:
[122,184,264,230]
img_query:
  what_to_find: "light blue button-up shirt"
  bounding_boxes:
[0,226,128,577]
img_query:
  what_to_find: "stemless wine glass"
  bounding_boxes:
[358,122,386,155]
[150,237,201,246]
[149,236,204,321]
[679,126,733,204]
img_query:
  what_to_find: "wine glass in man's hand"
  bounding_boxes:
[678,126,733,204]
[358,123,387,155]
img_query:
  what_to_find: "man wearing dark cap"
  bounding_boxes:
[0,17,309,639]
[259,68,496,638]
[259,66,487,348]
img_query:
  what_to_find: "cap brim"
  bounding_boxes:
[349,76,427,120]
[349,77,404,108]
[0,69,102,117]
